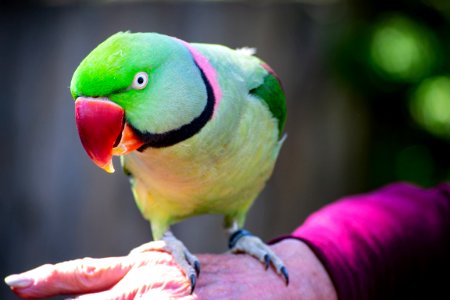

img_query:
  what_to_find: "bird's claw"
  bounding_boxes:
[160,233,200,294]
[264,254,271,270]
[132,233,200,294]
[193,260,201,277]
[187,258,200,294]
[189,274,196,294]
[280,266,289,285]
[229,229,289,285]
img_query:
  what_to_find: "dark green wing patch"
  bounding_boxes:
[249,70,287,138]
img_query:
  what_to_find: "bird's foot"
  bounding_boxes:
[130,232,200,294]
[228,229,289,285]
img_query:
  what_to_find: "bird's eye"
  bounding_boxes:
[132,72,148,90]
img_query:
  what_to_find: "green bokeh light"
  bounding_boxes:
[370,15,437,82]
[410,76,450,139]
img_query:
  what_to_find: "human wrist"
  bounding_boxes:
[271,238,337,300]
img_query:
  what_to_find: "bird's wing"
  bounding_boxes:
[191,43,287,137]
[248,66,287,136]
[233,46,287,136]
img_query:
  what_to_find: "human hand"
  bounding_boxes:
[5,239,336,299]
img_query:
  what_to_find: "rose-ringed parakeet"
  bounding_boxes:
[71,32,287,293]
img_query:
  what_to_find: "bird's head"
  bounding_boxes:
[70,32,216,173]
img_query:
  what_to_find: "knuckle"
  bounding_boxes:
[39,263,58,280]
[74,257,98,288]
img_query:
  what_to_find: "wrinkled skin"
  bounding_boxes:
[7,240,336,300]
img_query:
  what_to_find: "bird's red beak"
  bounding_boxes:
[75,97,144,173]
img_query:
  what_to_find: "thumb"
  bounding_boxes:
[5,256,134,299]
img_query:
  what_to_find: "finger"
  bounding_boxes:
[5,256,134,298]
[74,256,196,300]
[72,288,194,300]
[129,240,167,255]
[71,288,130,300]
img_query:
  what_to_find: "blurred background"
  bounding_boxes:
[0,0,449,299]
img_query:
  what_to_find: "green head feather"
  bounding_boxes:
[70,32,208,135]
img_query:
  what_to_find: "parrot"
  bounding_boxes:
[70,32,287,293]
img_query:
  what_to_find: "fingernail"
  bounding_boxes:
[4,274,33,288]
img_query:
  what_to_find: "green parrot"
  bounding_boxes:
[71,32,287,293]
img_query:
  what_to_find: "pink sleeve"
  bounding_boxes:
[283,183,450,299]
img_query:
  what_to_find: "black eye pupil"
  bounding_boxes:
[137,77,144,84]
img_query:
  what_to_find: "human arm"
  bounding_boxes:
[280,182,450,300]
[5,239,336,299]
[6,182,449,299]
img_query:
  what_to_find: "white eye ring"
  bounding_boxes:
[132,72,148,90]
